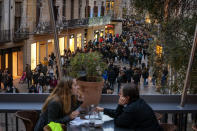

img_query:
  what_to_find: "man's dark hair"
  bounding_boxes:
[122,83,139,102]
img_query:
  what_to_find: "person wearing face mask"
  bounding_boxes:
[34,77,83,131]
[96,83,163,131]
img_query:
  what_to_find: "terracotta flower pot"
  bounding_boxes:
[77,77,104,108]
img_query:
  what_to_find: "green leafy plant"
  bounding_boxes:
[69,52,107,82]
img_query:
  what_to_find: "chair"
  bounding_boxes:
[160,123,177,131]
[192,124,197,131]
[15,110,39,131]
[43,124,67,131]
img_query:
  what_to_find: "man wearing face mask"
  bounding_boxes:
[96,83,163,131]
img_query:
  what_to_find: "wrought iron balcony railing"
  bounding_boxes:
[34,15,112,35]
[34,22,53,35]
[13,28,29,42]
[0,30,11,43]
[62,18,89,29]
[88,15,111,26]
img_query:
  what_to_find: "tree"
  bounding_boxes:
[132,0,197,94]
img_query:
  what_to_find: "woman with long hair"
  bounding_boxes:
[34,77,82,131]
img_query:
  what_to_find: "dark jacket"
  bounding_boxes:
[34,98,81,131]
[104,98,163,131]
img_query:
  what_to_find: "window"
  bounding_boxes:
[62,0,66,17]
[53,0,58,21]
[71,0,74,19]
[78,0,82,19]
[15,2,22,31]
[93,1,98,17]
[101,1,105,16]
[36,0,41,25]
[85,0,90,18]
[0,1,2,28]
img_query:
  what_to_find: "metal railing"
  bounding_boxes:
[34,22,53,35]
[13,28,29,42]
[0,94,197,131]
[0,30,11,43]
[62,18,89,28]
[34,15,112,35]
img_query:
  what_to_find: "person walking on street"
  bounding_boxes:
[26,64,32,89]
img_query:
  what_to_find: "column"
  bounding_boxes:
[67,35,70,49]
[74,34,77,51]
[81,33,85,51]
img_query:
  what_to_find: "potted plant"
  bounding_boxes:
[69,51,107,108]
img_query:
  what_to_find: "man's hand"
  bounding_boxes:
[69,111,79,120]
[118,96,128,106]
[95,107,104,112]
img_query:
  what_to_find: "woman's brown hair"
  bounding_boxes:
[42,77,74,114]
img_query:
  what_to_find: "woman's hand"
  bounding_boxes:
[95,107,104,112]
[76,89,84,102]
[69,111,79,120]
[118,96,128,106]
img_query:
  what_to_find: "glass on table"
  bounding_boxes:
[88,104,96,127]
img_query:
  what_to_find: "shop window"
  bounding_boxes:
[5,53,8,69]
[0,55,1,69]
[59,37,65,56]
[77,34,82,49]
[64,36,68,49]
[36,42,39,65]
[48,40,54,56]
[12,52,17,77]
[17,50,23,76]
[31,43,37,70]
[69,35,75,52]
[15,2,22,31]
[40,43,47,64]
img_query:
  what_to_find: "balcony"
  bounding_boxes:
[34,16,112,35]
[62,18,89,29]
[0,30,11,43]
[34,22,53,35]
[13,28,29,42]
[88,15,111,26]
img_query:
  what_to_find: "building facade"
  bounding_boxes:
[0,0,123,75]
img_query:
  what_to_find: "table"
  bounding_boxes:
[67,115,131,131]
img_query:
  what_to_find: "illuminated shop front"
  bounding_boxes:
[105,24,115,36]
[31,40,55,70]
[94,30,104,41]
[31,34,83,69]
[77,34,82,49]
[69,35,75,52]
[0,48,23,77]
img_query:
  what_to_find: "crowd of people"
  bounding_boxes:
[0,17,169,94]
